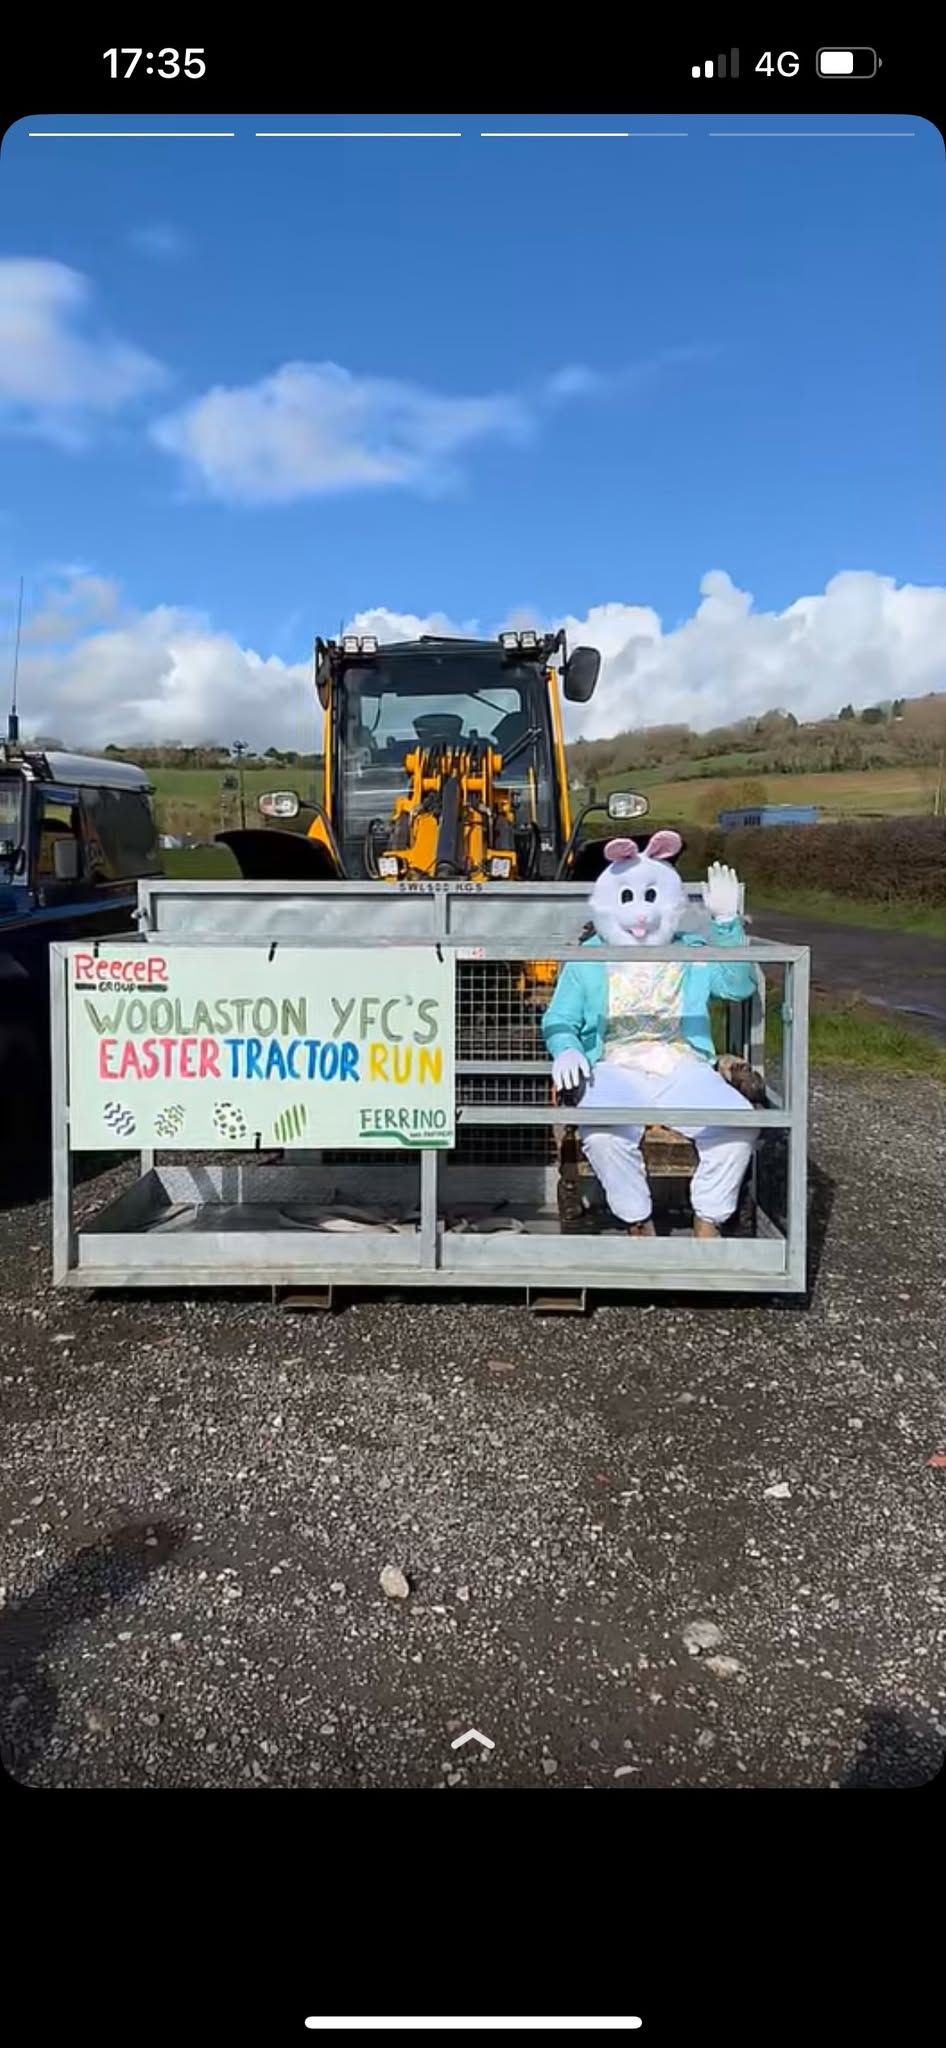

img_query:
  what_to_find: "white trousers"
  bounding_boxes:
[577,1055,756,1226]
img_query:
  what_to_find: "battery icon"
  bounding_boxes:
[817,47,878,77]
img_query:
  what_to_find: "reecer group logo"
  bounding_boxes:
[72,952,169,993]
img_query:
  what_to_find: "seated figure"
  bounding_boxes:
[541,833,759,1240]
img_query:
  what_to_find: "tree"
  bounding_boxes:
[838,704,855,720]
[860,705,886,726]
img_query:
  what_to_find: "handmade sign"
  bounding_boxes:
[64,944,455,1151]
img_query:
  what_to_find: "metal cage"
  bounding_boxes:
[50,879,809,1304]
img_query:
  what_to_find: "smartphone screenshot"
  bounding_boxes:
[1,36,943,1803]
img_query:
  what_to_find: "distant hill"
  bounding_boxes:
[36,692,944,787]
[567,692,946,791]
[25,692,946,834]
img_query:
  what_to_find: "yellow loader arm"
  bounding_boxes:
[368,739,521,883]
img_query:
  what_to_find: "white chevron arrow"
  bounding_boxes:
[450,1728,495,1751]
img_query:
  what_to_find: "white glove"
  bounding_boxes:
[552,1048,591,1093]
[702,861,741,922]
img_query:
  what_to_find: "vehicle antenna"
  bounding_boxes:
[8,575,23,744]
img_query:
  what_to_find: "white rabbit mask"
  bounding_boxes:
[588,832,686,948]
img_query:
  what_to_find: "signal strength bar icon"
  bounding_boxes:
[691,50,740,78]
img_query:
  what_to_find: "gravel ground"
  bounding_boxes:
[1,1070,944,1790]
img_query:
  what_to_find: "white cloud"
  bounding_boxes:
[151,361,532,503]
[552,571,946,738]
[21,570,121,644]
[346,606,482,643]
[151,348,705,504]
[12,571,945,751]
[542,349,709,409]
[0,259,165,443]
[128,224,188,261]
[341,575,946,738]
[16,578,310,749]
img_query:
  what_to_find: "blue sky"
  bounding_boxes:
[0,112,944,744]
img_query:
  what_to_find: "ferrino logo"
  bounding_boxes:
[73,952,169,994]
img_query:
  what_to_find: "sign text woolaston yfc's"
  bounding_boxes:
[65,944,456,1152]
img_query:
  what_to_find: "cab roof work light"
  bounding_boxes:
[498,628,561,657]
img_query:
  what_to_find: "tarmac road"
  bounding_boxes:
[749,910,946,1035]
[1,1069,944,1790]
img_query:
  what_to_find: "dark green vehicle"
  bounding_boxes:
[0,745,161,1165]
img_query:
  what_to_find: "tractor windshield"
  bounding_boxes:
[335,652,558,876]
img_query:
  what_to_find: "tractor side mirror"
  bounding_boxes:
[53,837,81,882]
[607,790,649,820]
[258,791,300,820]
[563,645,601,703]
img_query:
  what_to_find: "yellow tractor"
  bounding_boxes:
[219,629,650,885]
[210,631,761,1248]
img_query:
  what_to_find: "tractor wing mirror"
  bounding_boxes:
[563,645,601,703]
[607,790,649,820]
[258,790,300,820]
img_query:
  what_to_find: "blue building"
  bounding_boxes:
[717,804,819,830]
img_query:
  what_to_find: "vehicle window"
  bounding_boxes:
[111,791,161,875]
[35,796,84,880]
[0,778,22,846]
[336,658,556,874]
[81,787,161,879]
[351,686,524,755]
[0,780,20,832]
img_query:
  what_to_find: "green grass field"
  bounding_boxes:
[162,844,241,879]
[151,761,937,836]
[743,884,946,941]
[713,996,944,1081]
[768,995,946,1083]
[149,764,321,804]
[633,751,757,784]
[150,762,323,832]
[602,764,939,822]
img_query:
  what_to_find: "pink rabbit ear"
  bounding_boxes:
[604,837,639,863]
[643,829,683,861]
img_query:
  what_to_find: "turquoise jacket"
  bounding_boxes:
[541,918,757,1067]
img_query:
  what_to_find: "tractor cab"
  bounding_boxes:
[221,627,683,887]
[303,629,602,883]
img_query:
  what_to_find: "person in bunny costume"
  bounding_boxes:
[542,832,759,1238]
